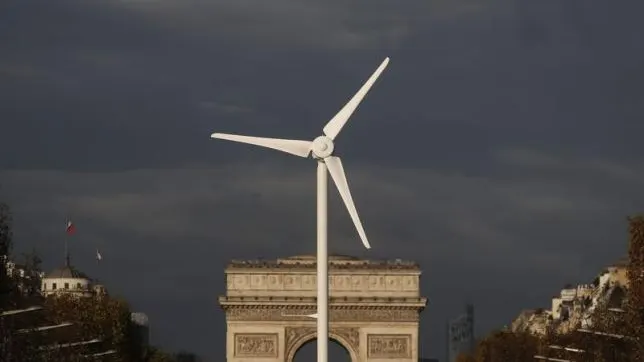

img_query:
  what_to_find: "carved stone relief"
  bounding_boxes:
[302,275,313,288]
[268,274,279,288]
[403,276,418,291]
[368,276,379,289]
[226,272,419,293]
[233,275,245,289]
[251,275,266,289]
[367,334,411,359]
[234,333,278,358]
[284,275,302,289]
[225,308,419,322]
[385,276,398,290]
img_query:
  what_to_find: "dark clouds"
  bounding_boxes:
[2,0,644,360]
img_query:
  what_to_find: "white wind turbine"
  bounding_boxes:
[211,57,389,362]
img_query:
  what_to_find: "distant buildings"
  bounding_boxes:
[511,258,629,335]
[447,304,475,362]
[4,257,44,295]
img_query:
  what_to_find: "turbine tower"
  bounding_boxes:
[211,57,389,362]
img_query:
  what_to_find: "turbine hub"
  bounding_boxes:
[311,136,334,159]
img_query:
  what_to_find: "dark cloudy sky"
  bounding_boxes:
[2,0,644,360]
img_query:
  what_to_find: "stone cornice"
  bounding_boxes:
[227,255,420,271]
[219,296,428,310]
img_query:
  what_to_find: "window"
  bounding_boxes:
[64,283,69,289]
[77,283,81,289]
[52,283,57,290]
[43,283,47,289]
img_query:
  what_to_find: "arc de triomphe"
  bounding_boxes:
[219,255,427,362]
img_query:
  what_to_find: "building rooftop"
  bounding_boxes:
[227,254,420,270]
[287,254,359,261]
[44,265,89,279]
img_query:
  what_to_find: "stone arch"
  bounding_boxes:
[287,330,358,362]
[220,255,427,362]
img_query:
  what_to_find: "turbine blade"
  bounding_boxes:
[325,156,371,249]
[322,57,390,141]
[211,133,312,158]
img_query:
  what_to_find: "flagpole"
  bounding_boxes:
[64,236,68,266]
[65,220,69,266]
[65,218,73,266]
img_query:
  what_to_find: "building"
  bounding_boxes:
[4,257,44,295]
[131,312,150,346]
[131,312,150,357]
[41,255,106,298]
[447,304,475,362]
[511,258,630,334]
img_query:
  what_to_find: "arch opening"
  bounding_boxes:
[292,338,352,362]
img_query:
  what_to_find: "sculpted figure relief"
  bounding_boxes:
[234,334,278,357]
[225,307,419,322]
[367,334,411,358]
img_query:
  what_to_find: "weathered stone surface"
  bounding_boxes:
[221,255,427,361]
[367,334,412,359]
[234,333,278,358]
[224,307,421,322]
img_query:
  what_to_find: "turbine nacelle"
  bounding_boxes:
[311,136,334,159]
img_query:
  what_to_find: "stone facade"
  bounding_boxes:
[219,255,427,362]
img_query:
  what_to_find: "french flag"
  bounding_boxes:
[66,220,76,235]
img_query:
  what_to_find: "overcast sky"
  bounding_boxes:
[2,0,644,360]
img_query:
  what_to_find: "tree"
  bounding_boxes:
[43,293,144,361]
[0,202,18,362]
[14,248,44,309]
[0,202,14,309]
[145,346,176,362]
[175,350,201,362]
[470,330,540,362]
[627,216,644,360]
[455,352,476,362]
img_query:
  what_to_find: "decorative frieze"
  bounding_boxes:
[225,307,420,322]
[234,333,278,358]
[367,334,411,358]
[225,272,419,294]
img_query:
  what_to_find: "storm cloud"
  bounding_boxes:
[1,0,644,360]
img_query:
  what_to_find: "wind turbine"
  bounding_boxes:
[211,57,389,362]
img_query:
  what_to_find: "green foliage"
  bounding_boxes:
[456,329,541,362]
[627,216,644,360]
[455,352,476,362]
[472,330,540,362]
[145,347,177,362]
[0,202,14,309]
[43,293,143,361]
